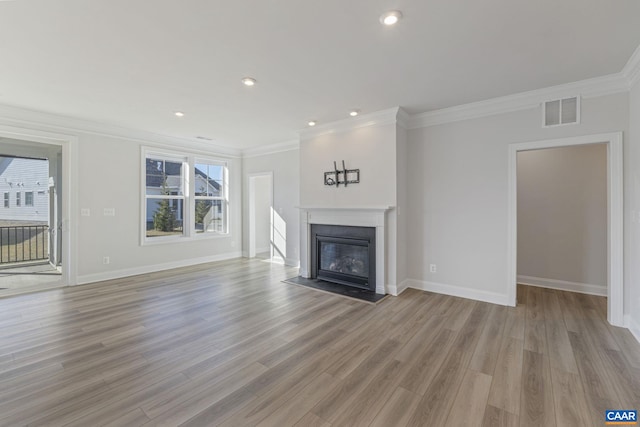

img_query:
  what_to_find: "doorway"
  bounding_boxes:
[248,172,273,260]
[0,126,75,296]
[507,132,623,326]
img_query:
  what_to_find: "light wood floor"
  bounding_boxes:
[0,258,638,426]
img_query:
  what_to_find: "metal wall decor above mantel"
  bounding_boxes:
[324,160,360,187]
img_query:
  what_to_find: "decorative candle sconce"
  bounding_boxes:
[324,161,360,188]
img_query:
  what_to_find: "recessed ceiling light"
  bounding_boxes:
[380,10,402,26]
[350,110,359,117]
[308,121,317,127]
[242,77,257,86]
[174,111,185,117]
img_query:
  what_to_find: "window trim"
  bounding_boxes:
[25,191,34,207]
[3,192,9,208]
[140,147,231,246]
[193,158,229,235]
[16,191,21,207]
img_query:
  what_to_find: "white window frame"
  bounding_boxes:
[3,192,8,208]
[193,158,229,235]
[141,147,231,245]
[25,191,34,207]
[16,191,21,207]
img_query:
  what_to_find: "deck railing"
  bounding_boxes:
[0,225,49,264]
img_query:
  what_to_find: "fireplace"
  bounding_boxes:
[310,224,376,291]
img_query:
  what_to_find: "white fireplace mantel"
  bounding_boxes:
[298,206,394,295]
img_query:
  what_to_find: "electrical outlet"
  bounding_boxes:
[103,208,115,216]
[430,264,437,273]
[103,256,110,265]
[81,208,90,216]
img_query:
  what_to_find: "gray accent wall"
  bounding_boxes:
[517,144,607,290]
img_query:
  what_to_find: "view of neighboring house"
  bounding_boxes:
[0,157,49,223]
[145,158,224,235]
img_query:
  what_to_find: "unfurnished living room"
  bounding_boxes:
[0,1,639,426]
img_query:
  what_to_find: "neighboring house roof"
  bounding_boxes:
[145,159,182,188]
[145,159,221,192]
[0,158,13,175]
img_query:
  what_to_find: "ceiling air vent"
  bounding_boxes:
[543,96,580,127]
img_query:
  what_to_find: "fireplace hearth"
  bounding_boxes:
[310,224,376,292]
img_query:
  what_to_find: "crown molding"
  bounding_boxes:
[298,107,404,140]
[623,44,640,88]
[0,103,242,158]
[396,107,410,130]
[241,139,300,158]
[407,72,629,129]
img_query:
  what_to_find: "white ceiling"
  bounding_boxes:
[1,0,639,149]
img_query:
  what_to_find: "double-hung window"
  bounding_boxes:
[143,149,229,242]
[3,192,8,208]
[145,154,186,239]
[16,192,21,207]
[25,192,34,207]
[194,161,228,234]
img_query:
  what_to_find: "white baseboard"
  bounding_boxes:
[517,275,607,296]
[284,257,299,268]
[387,279,410,296]
[406,279,510,306]
[625,315,640,344]
[76,251,243,285]
[241,251,298,268]
[255,246,270,254]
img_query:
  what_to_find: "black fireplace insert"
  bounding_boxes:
[310,224,376,291]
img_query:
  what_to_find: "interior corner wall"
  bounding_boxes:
[396,125,409,288]
[517,144,607,292]
[628,80,640,335]
[242,149,300,266]
[406,92,629,302]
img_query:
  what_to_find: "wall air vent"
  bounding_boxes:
[543,96,580,127]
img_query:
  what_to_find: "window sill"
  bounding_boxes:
[142,232,231,246]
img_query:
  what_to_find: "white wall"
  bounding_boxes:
[253,176,271,253]
[242,149,300,266]
[407,93,629,303]
[0,111,242,284]
[75,135,242,282]
[517,144,607,292]
[299,123,396,207]
[628,80,640,337]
